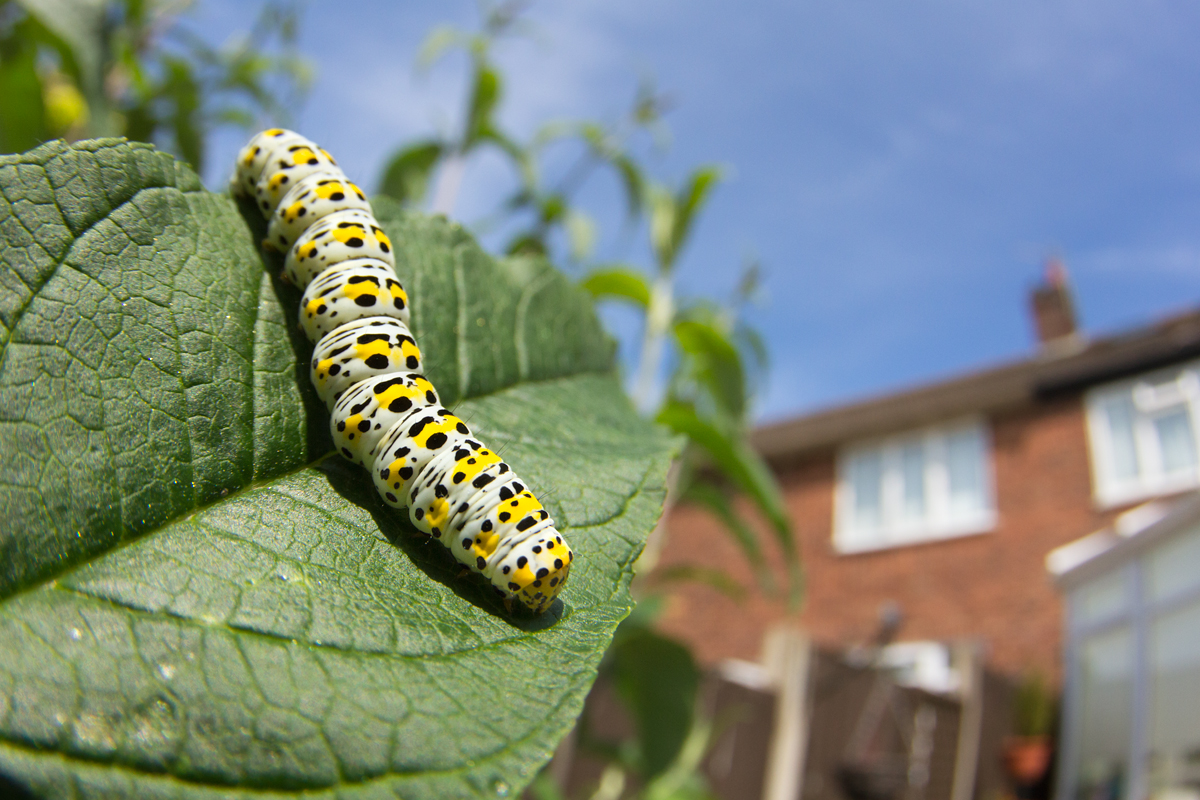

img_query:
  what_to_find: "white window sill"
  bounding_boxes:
[833,513,997,555]
[1094,473,1200,510]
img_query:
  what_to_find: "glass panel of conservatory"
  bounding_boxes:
[1147,600,1200,800]
[1074,626,1134,800]
[1147,522,1200,603]
[1075,568,1131,628]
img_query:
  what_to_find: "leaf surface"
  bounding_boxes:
[0,139,674,798]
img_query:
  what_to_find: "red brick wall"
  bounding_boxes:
[654,396,1124,680]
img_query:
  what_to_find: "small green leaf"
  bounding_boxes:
[465,64,502,147]
[15,0,107,115]
[611,629,699,780]
[416,25,467,70]
[161,57,203,172]
[648,184,675,269]
[577,121,608,150]
[565,209,596,262]
[581,267,652,308]
[612,153,646,221]
[0,139,677,798]
[671,165,721,258]
[0,32,49,154]
[538,193,565,225]
[678,480,772,595]
[505,232,548,256]
[656,400,793,558]
[673,318,746,419]
[647,563,747,601]
[377,140,444,205]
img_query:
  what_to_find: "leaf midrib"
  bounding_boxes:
[39,447,665,661]
[0,367,629,609]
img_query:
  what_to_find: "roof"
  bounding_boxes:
[752,306,1200,464]
[1046,491,1200,591]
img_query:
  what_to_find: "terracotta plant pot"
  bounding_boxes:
[1003,735,1053,787]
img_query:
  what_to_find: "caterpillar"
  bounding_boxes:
[231,128,573,614]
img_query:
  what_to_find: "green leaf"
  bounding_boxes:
[0,139,677,798]
[377,140,444,206]
[464,64,502,148]
[0,31,49,154]
[672,318,745,419]
[15,0,108,131]
[647,184,675,270]
[161,57,203,173]
[537,193,565,226]
[564,209,596,262]
[416,25,469,71]
[677,480,771,595]
[611,629,699,781]
[670,166,721,260]
[646,166,720,272]
[656,400,794,566]
[504,232,548,257]
[611,153,646,221]
[580,267,651,309]
[646,563,746,601]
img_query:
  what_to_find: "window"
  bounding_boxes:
[1085,360,1200,507]
[834,418,996,553]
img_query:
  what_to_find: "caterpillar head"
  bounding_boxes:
[494,527,573,614]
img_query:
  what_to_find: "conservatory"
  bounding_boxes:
[1047,494,1200,800]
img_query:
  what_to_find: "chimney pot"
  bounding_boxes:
[1031,257,1078,345]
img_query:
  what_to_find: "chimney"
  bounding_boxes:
[1030,257,1078,345]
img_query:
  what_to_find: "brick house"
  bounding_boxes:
[654,268,1200,681]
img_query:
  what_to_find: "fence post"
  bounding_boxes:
[950,640,985,800]
[762,626,815,800]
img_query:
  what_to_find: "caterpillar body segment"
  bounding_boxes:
[299,258,410,341]
[403,456,572,613]
[232,128,314,198]
[373,436,507,513]
[311,316,423,408]
[329,373,441,466]
[285,209,396,289]
[406,456,516,540]
[365,406,474,473]
[237,127,572,615]
[254,143,341,214]
[266,171,371,252]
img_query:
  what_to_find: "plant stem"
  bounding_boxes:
[430,150,466,216]
[631,272,674,413]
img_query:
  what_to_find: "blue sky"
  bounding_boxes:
[192,0,1200,424]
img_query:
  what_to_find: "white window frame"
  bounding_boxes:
[833,417,997,554]
[1085,360,1200,508]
